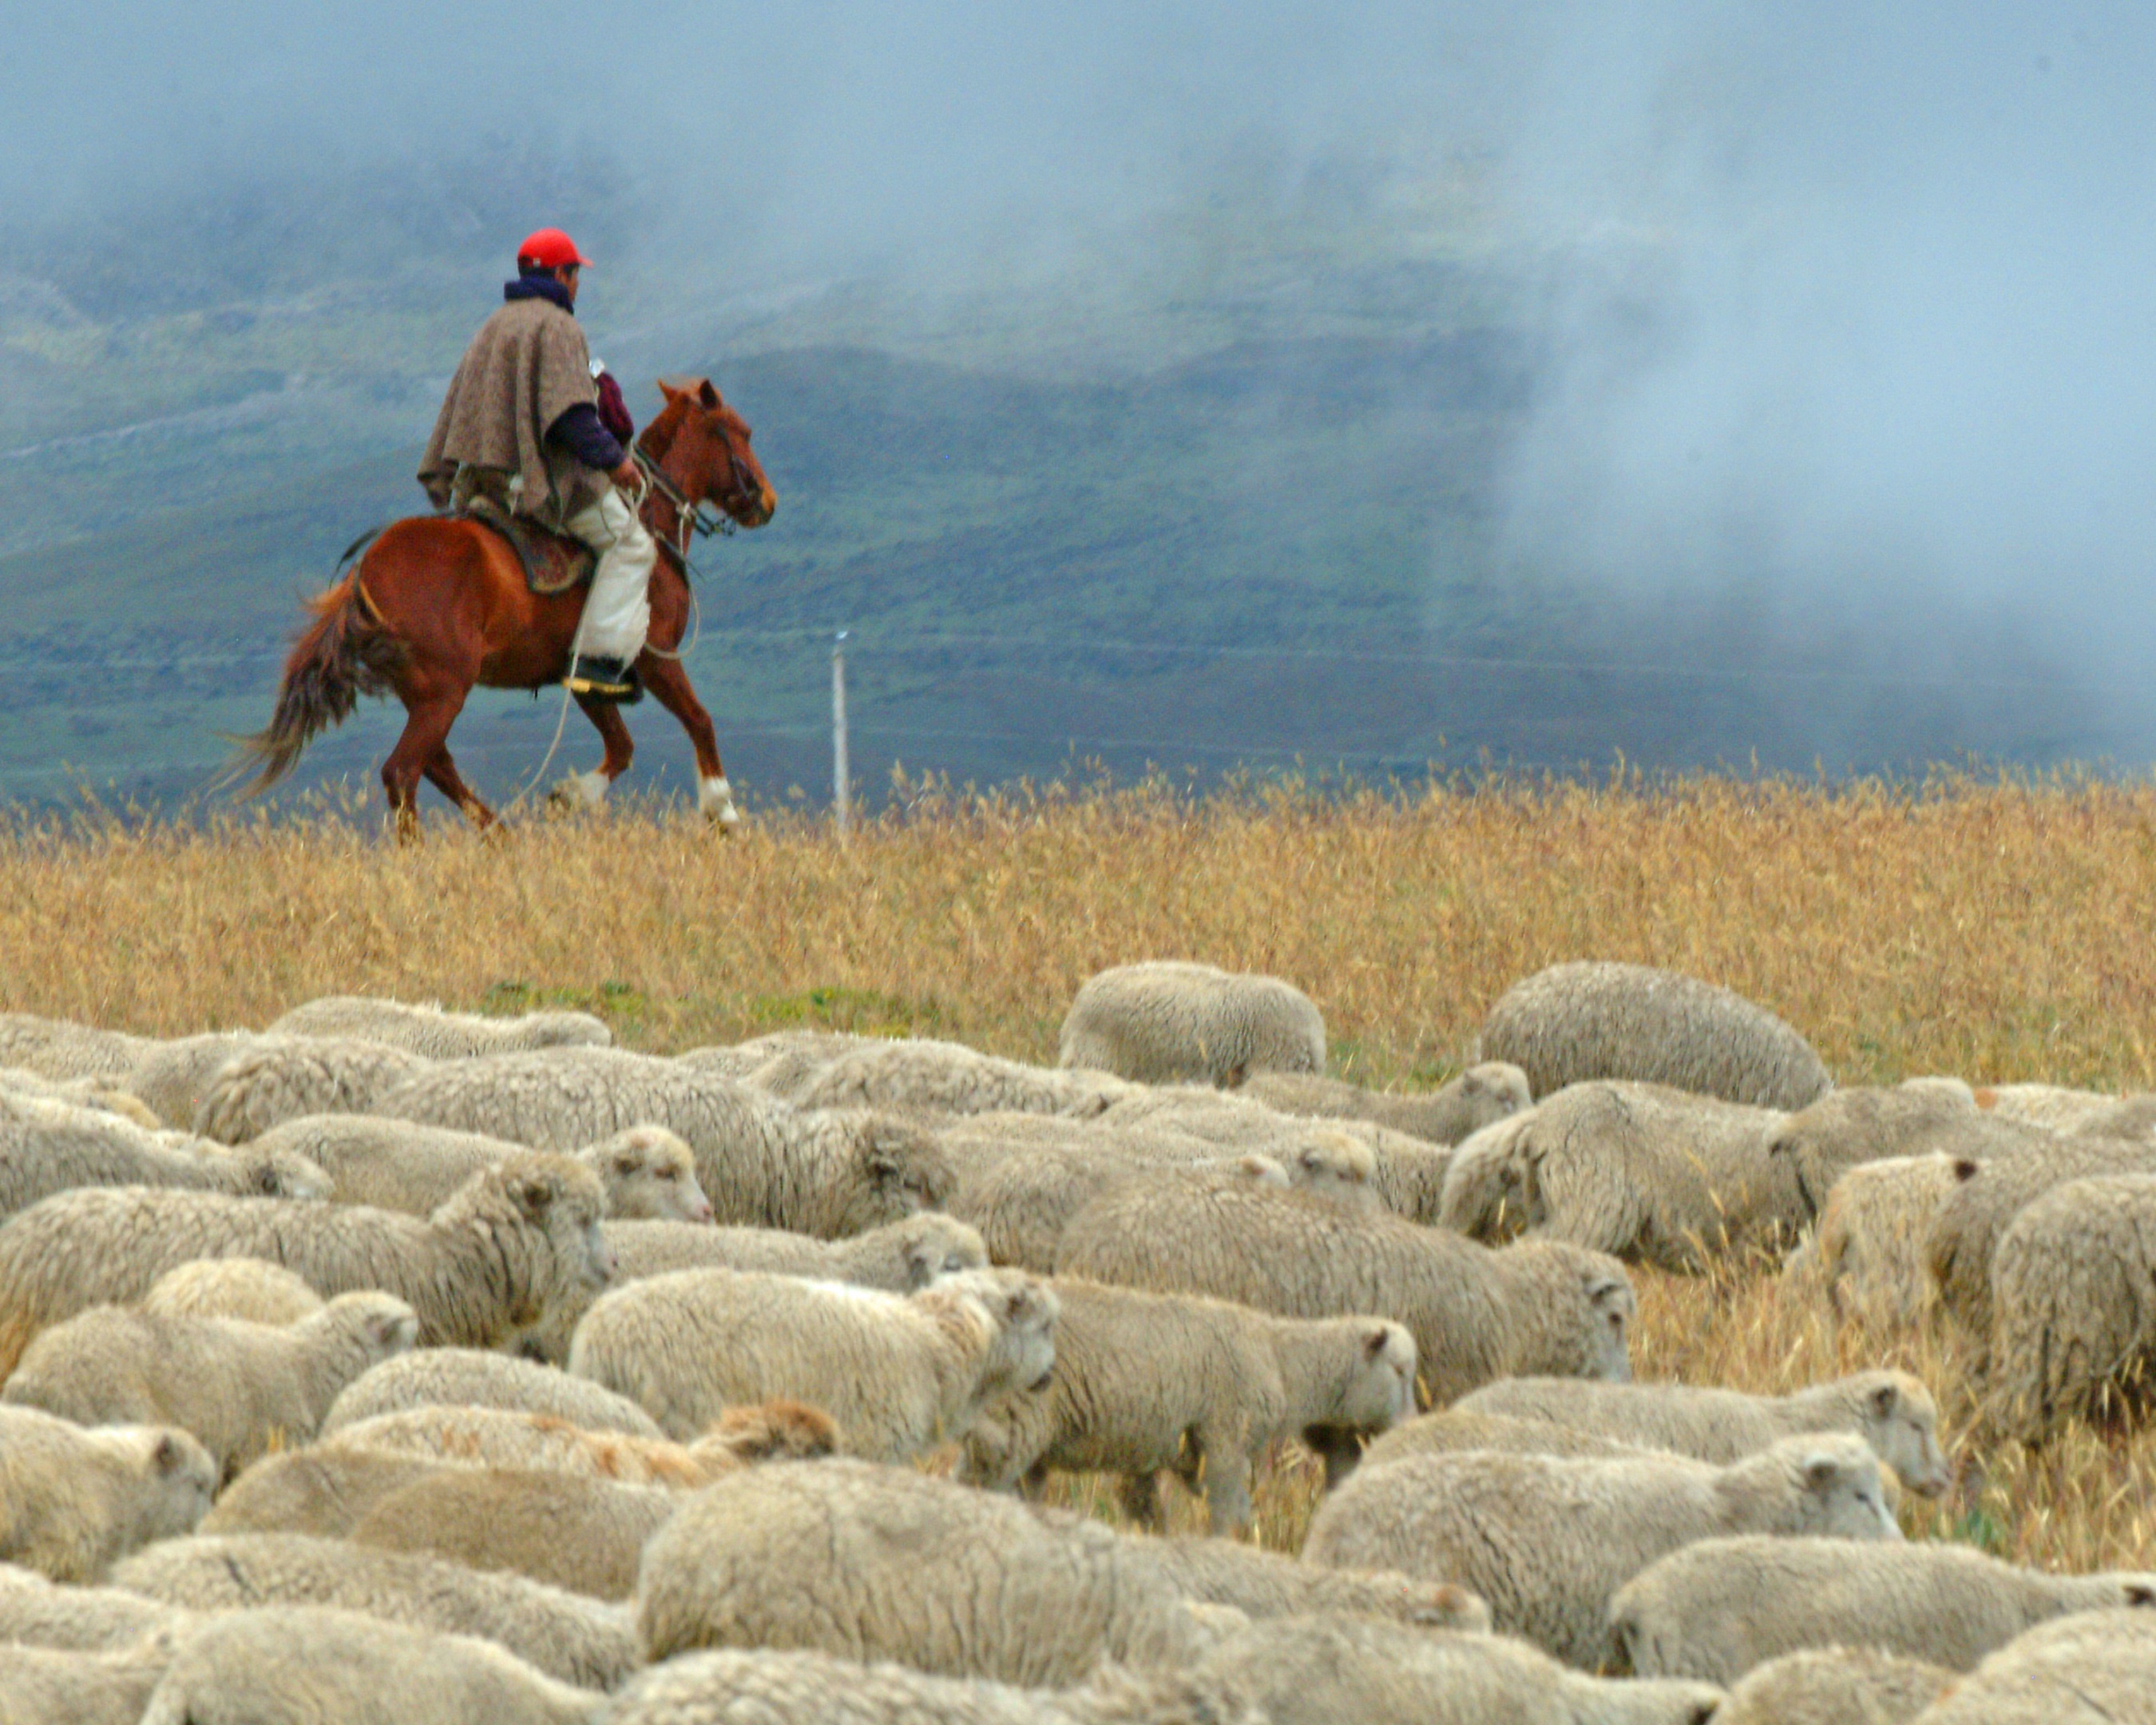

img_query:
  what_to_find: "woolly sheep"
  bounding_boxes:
[320,1348,663,1438]
[3,1291,419,1479]
[1608,1536,2156,1681]
[0,1559,184,1650]
[109,1532,639,1691]
[1059,961,1326,1086]
[0,1637,176,1725]
[1438,1081,1795,1270]
[2070,1093,2156,1141]
[1092,1088,1456,1223]
[1129,1535,1489,1630]
[1306,1435,1900,1668]
[1455,1369,1951,1497]
[1713,1647,1952,1725]
[0,1013,152,1082]
[115,1031,262,1128]
[1912,1608,2156,1723]
[1805,1154,1960,1331]
[0,1406,216,1581]
[1190,1612,1726,1725]
[569,1265,1057,1457]
[1926,1135,2156,1346]
[0,1088,331,1219]
[523,1211,989,1365]
[320,1398,839,1485]
[0,1151,610,1377]
[1477,961,1831,1109]
[141,1256,327,1324]
[137,1604,600,1725]
[786,1035,1135,1118]
[346,1464,679,1600]
[1974,1082,2122,1132]
[958,1277,1414,1530]
[676,1028,880,1086]
[0,1065,161,1129]
[270,993,612,1057]
[1240,1060,1532,1145]
[190,1036,438,1143]
[255,1115,711,1223]
[1762,1083,2003,1223]
[635,1457,1222,1685]
[1360,1407,1666,1469]
[374,1047,954,1237]
[201,1448,455,1540]
[1055,1177,1635,1406]
[598,1646,1254,1725]
[1988,1172,2156,1441]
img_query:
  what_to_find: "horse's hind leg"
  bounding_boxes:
[381,688,468,840]
[550,693,636,810]
[423,745,495,830]
[637,656,739,826]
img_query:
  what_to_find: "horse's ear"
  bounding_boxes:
[696,379,723,409]
[656,379,684,403]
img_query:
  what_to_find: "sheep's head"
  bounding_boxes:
[897,1213,989,1290]
[525,1010,613,1049]
[452,1152,615,1296]
[1336,1319,1418,1433]
[1456,1061,1532,1127]
[1289,1130,1380,1211]
[592,1126,713,1223]
[961,1268,1059,1397]
[1850,1369,1951,1497]
[1774,1434,1904,1541]
[1437,1116,1541,1240]
[235,1148,335,1202]
[1504,1243,1635,1383]
[850,1114,957,1228]
[321,1291,422,1361]
[120,1426,218,1539]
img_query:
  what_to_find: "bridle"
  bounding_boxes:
[631,422,761,579]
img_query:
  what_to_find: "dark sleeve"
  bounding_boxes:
[546,402,625,472]
[594,371,636,446]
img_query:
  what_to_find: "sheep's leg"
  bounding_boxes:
[1305,1424,1364,1489]
[1116,1471,1163,1528]
[1203,1453,1254,1538]
[1017,1462,1052,1504]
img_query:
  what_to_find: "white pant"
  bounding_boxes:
[561,486,657,662]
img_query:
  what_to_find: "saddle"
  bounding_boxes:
[457,490,595,596]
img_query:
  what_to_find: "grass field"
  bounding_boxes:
[7,768,2156,1572]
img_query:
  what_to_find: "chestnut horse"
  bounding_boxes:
[234,378,775,832]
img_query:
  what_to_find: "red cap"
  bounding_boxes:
[517,228,593,270]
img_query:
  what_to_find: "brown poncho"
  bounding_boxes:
[418,297,600,523]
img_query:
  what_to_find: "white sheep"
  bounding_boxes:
[188,1035,438,1143]
[1454,1369,1952,1497]
[1360,1408,1665,1469]
[137,1604,600,1725]
[785,1035,1135,1118]
[141,1258,327,1325]
[1190,1612,1727,1725]
[1239,1060,1532,1145]
[1712,1646,1952,1725]
[568,1265,1057,1458]
[634,1457,1223,1686]
[372,1047,955,1236]
[121,1031,275,1131]
[256,1115,711,1221]
[0,1013,153,1082]
[268,993,612,1057]
[2,1291,418,1479]
[1059,961,1326,1086]
[1973,1082,2122,1132]
[0,1560,184,1650]
[1476,961,1832,1110]
[0,1089,331,1219]
[0,1637,177,1725]
[1762,1081,1995,1223]
[957,1277,1413,1529]
[1306,1435,1901,1668]
[1911,1608,2156,1723]
[0,1151,612,1378]
[1437,1081,1796,1270]
[675,1028,879,1086]
[319,1348,663,1439]
[108,1532,640,1691]
[0,1406,217,1581]
[598,1646,1253,1725]
[1988,1172,2156,1441]
[1055,1177,1635,1406]
[1128,1535,1489,1630]
[1608,1535,2156,1682]
[1802,1153,1960,1332]
[0,1065,161,1129]
[319,1398,840,1484]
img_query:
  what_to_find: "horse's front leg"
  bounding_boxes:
[637,656,739,827]
[551,692,637,810]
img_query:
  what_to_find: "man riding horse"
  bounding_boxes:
[418,228,656,704]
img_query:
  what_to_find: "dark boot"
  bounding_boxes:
[565,654,642,704]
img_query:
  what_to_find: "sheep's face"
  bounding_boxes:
[1792,1438,1905,1541]
[856,1119,957,1227]
[901,1216,989,1290]
[1584,1267,1635,1382]
[1338,1322,1418,1431]
[260,1148,335,1202]
[329,1291,422,1362]
[1290,1132,1380,1211]
[1458,1061,1532,1127]
[602,1129,714,1224]
[974,1271,1059,1396]
[1863,1374,1952,1497]
[129,1427,218,1539]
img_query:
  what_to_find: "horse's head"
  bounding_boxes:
[649,377,776,528]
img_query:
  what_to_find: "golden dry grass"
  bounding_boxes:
[8,767,2156,1570]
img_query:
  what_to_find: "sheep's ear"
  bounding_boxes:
[1363,1324,1394,1360]
[1952,1158,1980,1184]
[150,1434,188,1475]
[1587,1272,1630,1311]
[1871,1383,1900,1419]
[2126,1580,2156,1608]
[507,1170,561,1220]
[254,1161,283,1195]
[610,1148,643,1176]
[1802,1453,1843,1491]
[1221,1063,1248,1089]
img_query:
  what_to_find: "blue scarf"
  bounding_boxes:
[503,272,576,314]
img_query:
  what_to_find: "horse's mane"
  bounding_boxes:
[638,394,693,462]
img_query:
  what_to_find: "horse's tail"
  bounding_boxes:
[224,572,407,796]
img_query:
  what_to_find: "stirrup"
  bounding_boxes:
[565,655,642,704]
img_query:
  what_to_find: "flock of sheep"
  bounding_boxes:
[0,957,2150,1721]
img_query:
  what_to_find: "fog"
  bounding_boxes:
[10,0,2156,771]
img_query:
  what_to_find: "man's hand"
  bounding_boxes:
[610,458,642,491]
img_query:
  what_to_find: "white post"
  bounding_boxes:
[831,630,851,836]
